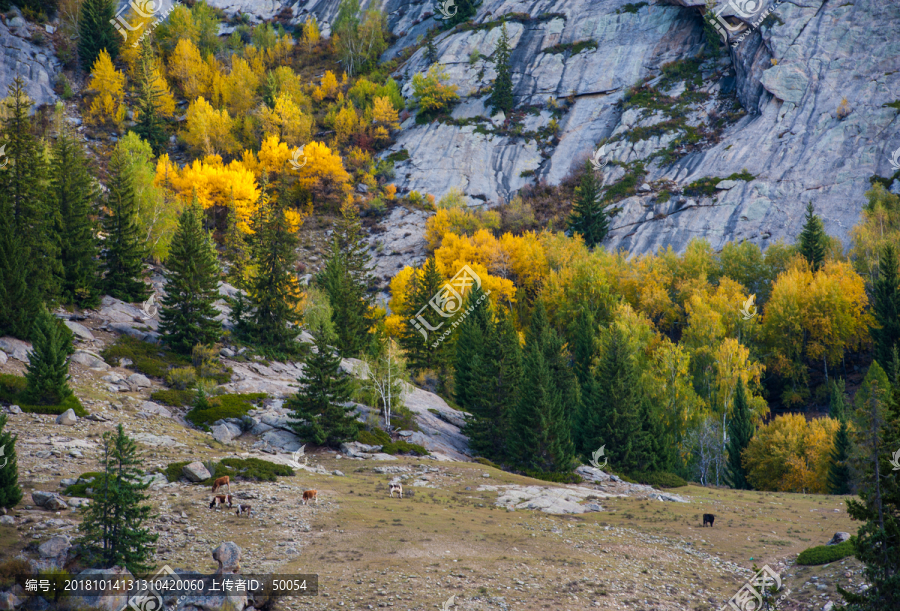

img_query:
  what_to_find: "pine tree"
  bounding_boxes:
[0,77,59,309]
[132,41,168,156]
[52,126,100,308]
[159,202,222,354]
[828,419,853,495]
[830,378,849,420]
[568,161,609,248]
[507,302,576,474]
[836,362,900,609]
[454,283,490,414]
[425,37,438,64]
[101,147,150,302]
[78,0,119,71]
[0,414,23,509]
[24,309,74,405]
[316,202,374,356]
[488,20,514,115]
[0,224,40,338]
[76,425,158,574]
[871,243,900,370]
[726,382,754,489]
[573,308,598,456]
[798,201,828,271]
[399,257,446,373]
[222,198,251,289]
[286,332,359,447]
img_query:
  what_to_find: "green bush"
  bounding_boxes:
[166,366,197,390]
[150,389,196,407]
[474,456,502,470]
[101,336,192,379]
[0,374,86,416]
[381,440,429,456]
[523,470,583,484]
[185,393,267,427]
[62,472,108,498]
[797,539,855,565]
[356,428,391,446]
[164,458,293,484]
[630,471,688,488]
[163,461,191,483]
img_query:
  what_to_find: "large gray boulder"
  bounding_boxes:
[211,422,242,444]
[31,491,68,511]
[64,321,95,341]
[212,541,241,575]
[38,535,71,560]
[69,350,108,370]
[828,532,852,546]
[0,337,31,362]
[182,462,212,482]
[55,409,78,426]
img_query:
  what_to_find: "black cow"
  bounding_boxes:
[703,513,715,527]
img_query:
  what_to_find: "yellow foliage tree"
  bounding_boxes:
[156,154,260,232]
[312,70,341,103]
[86,49,126,127]
[182,97,238,156]
[168,38,210,100]
[292,141,352,208]
[411,65,459,113]
[258,94,313,148]
[334,104,359,144]
[222,56,260,117]
[371,95,400,143]
[303,15,320,53]
[743,413,840,493]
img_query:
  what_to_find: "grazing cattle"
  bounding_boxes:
[235,504,253,517]
[301,490,318,505]
[209,495,233,510]
[703,513,715,527]
[389,483,403,499]
[212,476,231,494]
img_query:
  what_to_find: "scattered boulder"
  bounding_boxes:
[0,351,6,365]
[260,429,303,452]
[6,405,21,414]
[212,541,241,575]
[0,337,31,362]
[340,442,382,458]
[0,515,14,526]
[126,373,152,388]
[139,402,172,418]
[31,491,68,511]
[64,321,95,341]
[69,567,133,611]
[55,409,78,426]
[182,462,212,482]
[827,532,851,546]
[132,433,185,447]
[211,422,241,444]
[69,350,109,370]
[333,470,344,476]
[38,535,70,560]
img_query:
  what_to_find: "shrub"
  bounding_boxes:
[630,472,688,488]
[0,374,86,416]
[356,428,391,446]
[192,344,223,378]
[797,539,855,565]
[150,389,196,407]
[163,461,191,482]
[165,458,294,484]
[165,366,197,390]
[474,456,502,470]
[63,472,108,498]
[381,440,429,456]
[101,336,191,379]
[185,393,267,427]
[523,470,583,484]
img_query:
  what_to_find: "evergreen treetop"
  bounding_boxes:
[132,41,168,156]
[568,161,609,248]
[726,382,754,490]
[79,0,120,71]
[488,20,514,115]
[25,309,74,406]
[872,243,900,369]
[798,201,828,271]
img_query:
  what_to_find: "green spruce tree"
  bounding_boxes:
[101,146,150,302]
[131,41,168,156]
[798,201,828,271]
[234,187,301,354]
[0,77,58,313]
[78,0,119,70]
[398,257,446,374]
[0,414,23,509]
[0,223,40,339]
[24,309,74,405]
[871,243,900,370]
[488,20,514,115]
[76,425,158,574]
[287,332,359,447]
[507,302,576,475]
[827,378,854,494]
[726,382,754,489]
[425,37,438,65]
[159,201,222,353]
[222,198,251,289]
[51,126,100,308]
[568,161,609,248]
[454,283,490,414]
[436,0,479,28]
[573,308,598,456]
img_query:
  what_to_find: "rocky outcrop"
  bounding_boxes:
[0,13,60,110]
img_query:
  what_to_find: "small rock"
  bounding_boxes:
[182,462,212,482]
[56,409,78,426]
[60,478,78,487]
[716,179,739,190]
[139,402,172,418]
[64,321,95,341]
[398,430,414,437]
[69,350,108,370]
[31,491,68,511]
[7,405,21,414]
[69,450,83,458]
[38,535,70,559]
[482,473,490,478]
[0,351,6,366]
[333,470,344,476]
[0,515,14,526]
[827,532,851,545]
[639,183,652,192]
[823,603,834,611]
[44,24,56,34]
[220,348,235,358]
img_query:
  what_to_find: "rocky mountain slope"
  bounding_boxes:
[204,0,900,255]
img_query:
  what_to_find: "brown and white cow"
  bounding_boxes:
[209,495,233,510]
[212,475,230,494]
[301,490,318,505]
[389,483,402,498]
[235,504,253,517]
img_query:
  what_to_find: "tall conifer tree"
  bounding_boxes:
[0,414,22,509]
[24,309,74,405]
[132,41,168,156]
[78,0,119,70]
[726,382,754,489]
[399,257,446,373]
[872,243,900,369]
[101,147,149,302]
[568,161,609,248]
[488,21,514,115]
[159,202,222,353]
[798,201,828,271]
[52,126,100,307]
[454,283,490,414]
